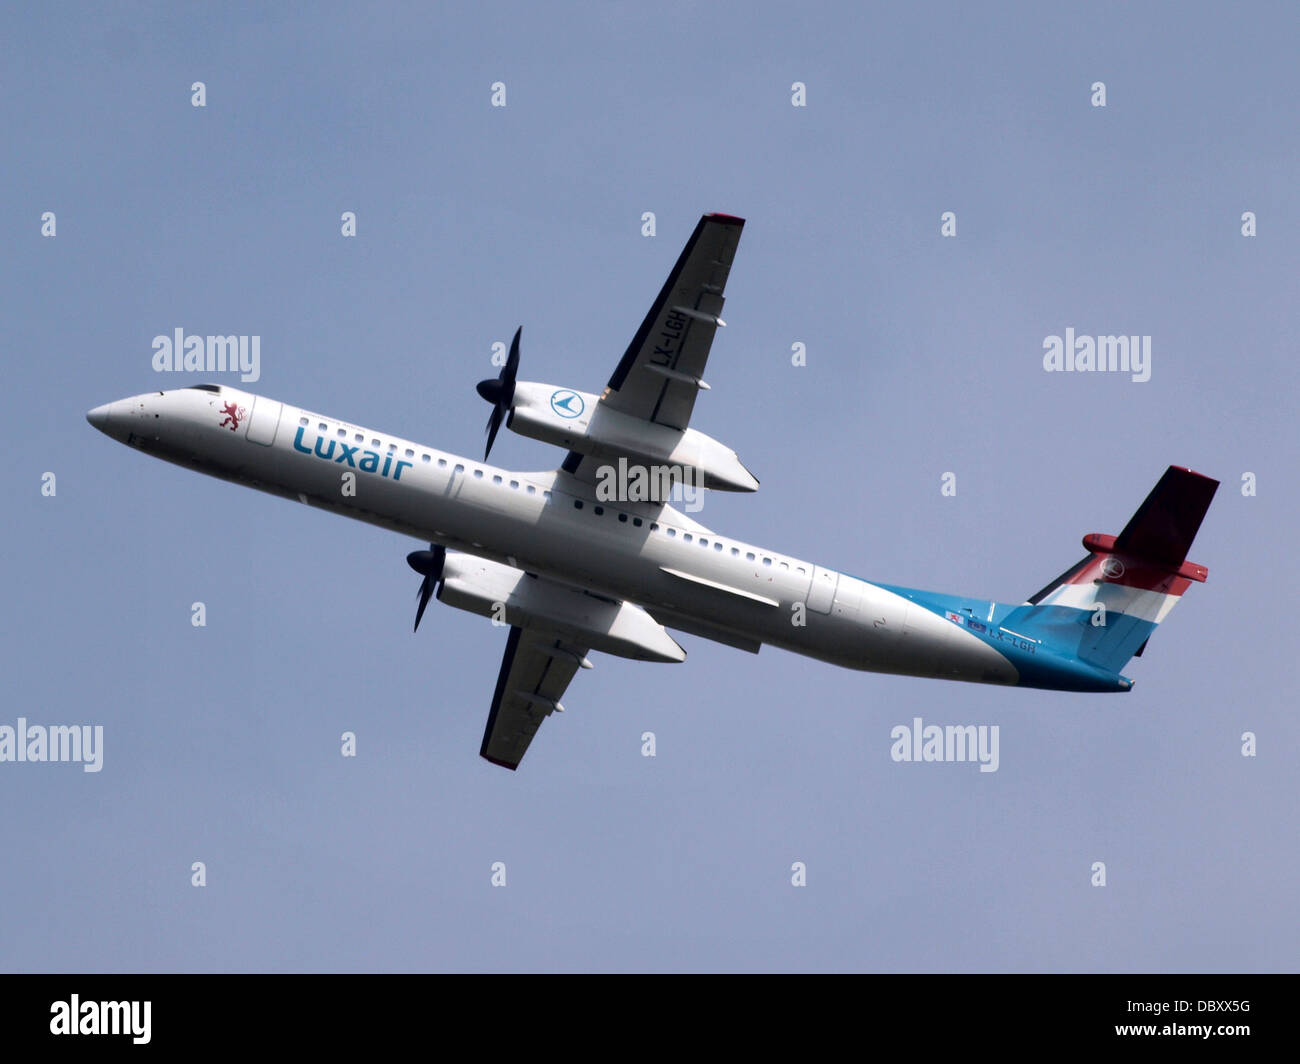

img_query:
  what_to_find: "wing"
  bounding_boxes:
[603,212,743,430]
[480,624,591,770]
[560,212,745,483]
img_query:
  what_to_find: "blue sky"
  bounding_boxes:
[3,2,1296,971]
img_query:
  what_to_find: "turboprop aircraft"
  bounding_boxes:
[87,213,1219,770]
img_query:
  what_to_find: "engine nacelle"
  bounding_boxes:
[506,381,758,492]
[437,553,686,663]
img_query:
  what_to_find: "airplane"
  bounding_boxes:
[87,213,1219,770]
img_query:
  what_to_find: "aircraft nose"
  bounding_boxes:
[87,399,137,442]
[86,403,113,432]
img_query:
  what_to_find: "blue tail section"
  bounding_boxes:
[876,467,1217,691]
[1002,466,1217,675]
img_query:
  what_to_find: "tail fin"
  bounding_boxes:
[1004,466,1218,675]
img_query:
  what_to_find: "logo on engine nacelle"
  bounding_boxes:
[550,390,584,418]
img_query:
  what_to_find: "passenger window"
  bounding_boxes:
[438,458,447,467]
[526,485,535,494]
[667,528,676,537]
[421,454,431,463]
[632,517,642,527]
[594,506,604,516]
[337,428,347,438]
[683,534,693,543]
[405,449,414,458]
[731,547,739,556]
[454,464,464,473]
[473,469,483,478]
[746,552,756,561]
[762,557,772,567]
[318,423,328,432]
[618,513,628,523]
[492,475,502,484]
[780,562,789,570]
[715,543,724,551]
[510,480,519,489]
[574,500,583,509]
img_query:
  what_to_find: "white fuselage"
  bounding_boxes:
[88,386,1019,686]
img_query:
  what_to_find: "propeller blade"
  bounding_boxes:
[414,575,434,632]
[406,545,446,632]
[476,326,522,461]
[484,405,504,460]
[505,325,521,380]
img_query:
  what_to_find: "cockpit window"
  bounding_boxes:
[190,384,222,393]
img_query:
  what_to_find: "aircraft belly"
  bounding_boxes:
[861,583,1017,684]
[901,602,1016,683]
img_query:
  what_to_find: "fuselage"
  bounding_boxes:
[87,385,1130,693]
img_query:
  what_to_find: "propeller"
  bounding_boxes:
[476,326,521,460]
[406,543,447,632]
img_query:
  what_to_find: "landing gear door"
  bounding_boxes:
[246,397,282,446]
[807,565,838,614]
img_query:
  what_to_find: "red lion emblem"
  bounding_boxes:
[218,401,246,431]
